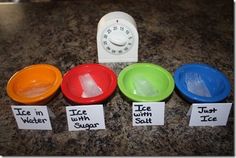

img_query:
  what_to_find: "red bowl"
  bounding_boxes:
[61,64,117,104]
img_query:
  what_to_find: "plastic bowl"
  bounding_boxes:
[61,64,117,104]
[174,63,231,103]
[7,64,62,104]
[118,63,175,102]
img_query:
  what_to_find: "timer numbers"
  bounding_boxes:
[102,24,134,55]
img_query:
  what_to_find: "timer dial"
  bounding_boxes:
[102,24,134,55]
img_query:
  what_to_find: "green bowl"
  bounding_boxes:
[118,63,175,102]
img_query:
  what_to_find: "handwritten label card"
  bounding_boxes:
[66,104,105,131]
[188,103,232,126]
[132,102,165,126]
[11,105,52,130]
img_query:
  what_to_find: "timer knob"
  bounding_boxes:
[108,32,127,46]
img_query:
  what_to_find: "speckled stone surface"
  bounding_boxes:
[0,0,234,156]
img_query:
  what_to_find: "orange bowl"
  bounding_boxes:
[7,64,62,104]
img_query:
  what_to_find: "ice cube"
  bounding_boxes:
[79,73,103,98]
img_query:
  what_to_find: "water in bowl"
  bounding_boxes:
[17,83,52,98]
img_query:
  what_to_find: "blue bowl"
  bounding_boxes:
[174,63,231,103]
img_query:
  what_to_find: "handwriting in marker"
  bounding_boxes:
[189,103,232,126]
[11,106,52,130]
[74,122,99,130]
[132,102,165,126]
[197,106,218,122]
[198,106,217,113]
[135,118,152,124]
[134,104,151,112]
[14,108,31,116]
[69,109,87,116]
[133,104,153,124]
[66,105,105,131]
[200,115,217,122]
[21,117,47,124]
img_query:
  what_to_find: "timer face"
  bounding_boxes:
[97,11,138,63]
[101,24,134,55]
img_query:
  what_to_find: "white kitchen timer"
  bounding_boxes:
[97,11,139,63]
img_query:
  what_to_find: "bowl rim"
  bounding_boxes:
[6,64,62,104]
[118,63,175,102]
[61,64,117,104]
[174,63,231,103]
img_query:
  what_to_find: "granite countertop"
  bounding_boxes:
[0,0,234,156]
